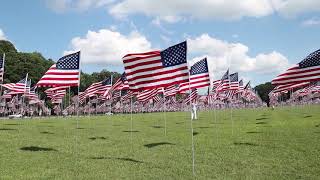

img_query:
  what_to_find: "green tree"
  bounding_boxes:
[254,82,275,105]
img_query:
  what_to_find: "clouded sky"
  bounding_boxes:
[0,0,320,86]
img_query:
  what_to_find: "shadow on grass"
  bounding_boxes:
[4,124,21,126]
[175,122,184,125]
[91,156,143,163]
[196,126,211,129]
[123,130,139,133]
[40,131,54,134]
[256,117,268,120]
[151,126,163,129]
[0,128,17,131]
[246,131,263,134]
[144,142,175,148]
[256,122,267,125]
[193,132,199,136]
[304,115,312,118]
[89,137,107,140]
[20,146,57,152]
[234,142,258,146]
[315,124,320,127]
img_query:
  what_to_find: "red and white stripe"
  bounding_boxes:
[123,51,189,91]
[137,88,159,102]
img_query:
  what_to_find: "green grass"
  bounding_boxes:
[0,105,320,179]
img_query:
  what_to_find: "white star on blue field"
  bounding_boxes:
[0,0,320,86]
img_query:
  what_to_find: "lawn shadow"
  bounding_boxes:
[256,122,267,125]
[0,128,17,131]
[304,115,312,118]
[234,142,258,146]
[256,117,268,121]
[197,126,211,129]
[40,131,54,134]
[175,122,184,125]
[91,156,143,163]
[122,130,139,133]
[151,126,163,129]
[4,124,21,126]
[193,132,199,136]
[89,137,107,140]
[315,124,320,127]
[20,146,57,152]
[144,142,175,148]
[246,131,263,134]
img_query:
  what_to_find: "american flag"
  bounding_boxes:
[37,51,80,87]
[153,94,165,104]
[137,89,158,102]
[113,90,121,99]
[179,58,210,92]
[216,70,229,92]
[184,89,198,104]
[123,41,189,91]
[45,86,68,98]
[244,81,251,90]
[121,90,137,101]
[0,53,5,83]
[84,77,112,98]
[212,79,222,88]
[272,49,320,85]
[238,79,244,92]
[114,73,129,91]
[24,86,39,101]
[229,72,239,90]
[164,85,179,97]
[7,75,30,94]
[1,83,15,90]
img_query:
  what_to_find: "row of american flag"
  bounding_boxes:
[0,41,319,112]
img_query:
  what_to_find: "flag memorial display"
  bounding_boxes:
[1,35,320,180]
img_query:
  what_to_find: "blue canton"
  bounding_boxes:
[229,73,238,82]
[190,58,208,75]
[56,51,80,70]
[221,70,229,80]
[299,49,320,68]
[160,41,187,67]
[101,77,112,86]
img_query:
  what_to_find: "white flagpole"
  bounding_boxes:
[0,53,5,95]
[77,51,81,128]
[186,58,196,176]
[163,89,167,136]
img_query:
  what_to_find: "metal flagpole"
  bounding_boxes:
[0,53,5,96]
[162,89,167,136]
[186,59,196,176]
[77,52,81,128]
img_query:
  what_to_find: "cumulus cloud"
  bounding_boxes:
[274,0,320,17]
[46,0,114,12]
[109,0,275,21]
[65,28,153,65]
[0,29,7,40]
[187,34,290,80]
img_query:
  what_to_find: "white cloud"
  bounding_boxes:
[187,34,290,81]
[109,0,275,21]
[46,0,114,12]
[302,17,320,26]
[274,0,320,17]
[0,29,7,40]
[65,28,153,65]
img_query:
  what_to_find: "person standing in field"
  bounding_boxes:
[191,102,197,120]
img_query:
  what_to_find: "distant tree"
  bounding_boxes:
[255,82,275,106]
[0,40,17,54]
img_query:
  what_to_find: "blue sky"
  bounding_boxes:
[0,0,320,86]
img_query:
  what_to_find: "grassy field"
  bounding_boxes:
[0,105,320,179]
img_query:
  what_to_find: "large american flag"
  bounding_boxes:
[123,41,189,91]
[37,51,80,87]
[272,49,320,85]
[273,82,310,93]
[0,53,5,83]
[179,58,210,92]
[7,76,30,95]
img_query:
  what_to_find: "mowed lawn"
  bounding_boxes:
[0,106,320,179]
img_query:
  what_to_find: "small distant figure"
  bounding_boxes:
[191,102,197,120]
[272,105,275,110]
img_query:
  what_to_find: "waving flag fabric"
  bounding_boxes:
[273,82,310,93]
[179,58,210,92]
[123,41,189,91]
[37,51,80,87]
[1,83,15,90]
[229,72,239,90]
[137,89,158,102]
[83,77,112,98]
[7,75,29,94]
[164,85,179,97]
[216,70,229,92]
[184,89,198,104]
[272,49,320,85]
